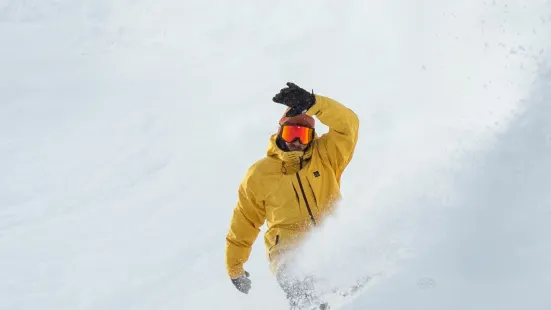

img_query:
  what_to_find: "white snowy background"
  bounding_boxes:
[1,1,550,309]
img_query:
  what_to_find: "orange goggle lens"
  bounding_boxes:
[280,125,314,144]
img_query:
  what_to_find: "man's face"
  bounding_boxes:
[279,123,313,152]
[285,139,308,152]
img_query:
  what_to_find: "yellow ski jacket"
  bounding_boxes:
[225,95,359,279]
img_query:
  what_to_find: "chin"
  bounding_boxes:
[290,146,306,152]
[285,142,308,152]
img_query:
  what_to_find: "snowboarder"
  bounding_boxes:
[225,82,359,309]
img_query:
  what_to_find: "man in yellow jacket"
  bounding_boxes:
[225,82,359,309]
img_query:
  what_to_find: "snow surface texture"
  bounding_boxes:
[1,1,550,309]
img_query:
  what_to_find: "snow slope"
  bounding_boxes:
[1,1,550,309]
[339,62,551,310]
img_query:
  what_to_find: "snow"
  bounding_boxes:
[1,1,550,309]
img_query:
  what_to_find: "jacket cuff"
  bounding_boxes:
[306,95,325,117]
[228,265,245,279]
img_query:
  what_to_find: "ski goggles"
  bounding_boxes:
[279,125,314,144]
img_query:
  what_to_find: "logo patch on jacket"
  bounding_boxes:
[313,171,320,177]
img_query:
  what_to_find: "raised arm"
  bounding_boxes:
[271,82,359,180]
[307,95,359,181]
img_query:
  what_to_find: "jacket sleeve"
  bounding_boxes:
[225,168,266,279]
[306,95,359,182]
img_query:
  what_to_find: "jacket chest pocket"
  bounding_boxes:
[305,165,337,210]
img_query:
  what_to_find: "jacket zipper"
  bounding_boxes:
[296,173,316,226]
[292,185,300,204]
[268,235,280,260]
[307,181,318,206]
[269,235,279,251]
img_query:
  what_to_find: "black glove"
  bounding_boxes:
[231,271,252,294]
[272,82,316,117]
